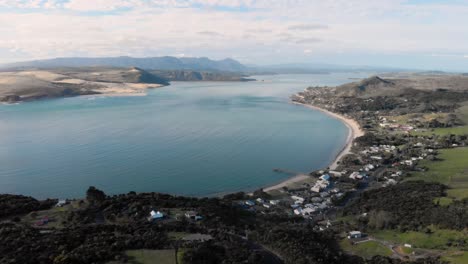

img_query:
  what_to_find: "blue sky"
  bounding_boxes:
[1,0,468,71]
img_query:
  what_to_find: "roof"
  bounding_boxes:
[349,231,361,235]
[150,210,164,219]
[185,211,198,217]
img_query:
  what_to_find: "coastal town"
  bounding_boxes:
[234,75,468,262]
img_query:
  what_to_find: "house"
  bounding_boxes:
[256,198,265,204]
[291,195,305,203]
[294,208,303,215]
[269,200,280,205]
[311,197,323,203]
[149,210,164,220]
[348,231,362,239]
[404,244,412,248]
[55,200,67,207]
[328,171,343,177]
[245,200,255,207]
[263,204,271,209]
[364,164,375,171]
[320,174,331,181]
[302,207,315,215]
[185,211,202,221]
[291,204,300,209]
[317,203,328,210]
[311,185,322,193]
[349,172,363,180]
[294,200,304,205]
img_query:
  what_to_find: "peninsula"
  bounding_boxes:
[0,67,169,103]
[1,74,467,264]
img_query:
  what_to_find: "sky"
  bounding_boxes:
[1,0,468,71]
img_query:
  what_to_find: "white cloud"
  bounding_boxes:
[64,0,135,11]
[0,0,468,68]
[288,24,328,31]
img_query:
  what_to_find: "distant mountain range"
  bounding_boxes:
[2,56,428,75]
[2,56,247,73]
[248,62,412,74]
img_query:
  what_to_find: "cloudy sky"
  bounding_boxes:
[1,0,468,71]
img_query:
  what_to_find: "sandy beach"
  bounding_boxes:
[263,174,311,192]
[263,101,364,193]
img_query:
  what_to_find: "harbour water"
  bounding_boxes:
[0,73,369,199]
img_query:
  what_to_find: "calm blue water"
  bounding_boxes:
[0,73,369,199]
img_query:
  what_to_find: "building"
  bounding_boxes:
[349,172,363,180]
[348,231,362,239]
[185,211,202,221]
[269,200,280,205]
[245,200,255,207]
[302,207,315,215]
[311,185,322,193]
[55,200,67,207]
[291,195,305,203]
[293,208,303,215]
[320,174,331,181]
[149,210,164,220]
[328,171,343,177]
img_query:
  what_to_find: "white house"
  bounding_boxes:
[349,172,363,180]
[348,231,362,239]
[291,195,305,203]
[311,185,321,193]
[269,200,280,205]
[150,210,164,220]
[328,171,343,177]
[294,208,303,215]
[55,200,67,207]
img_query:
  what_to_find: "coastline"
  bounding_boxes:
[263,101,364,193]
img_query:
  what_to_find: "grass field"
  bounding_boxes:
[442,251,468,264]
[412,126,468,136]
[339,240,392,259]
[371,227,468,251]
[406,147,468,200]
[433,197,454,206]
[107,249,180,264]
[409,103,468,136]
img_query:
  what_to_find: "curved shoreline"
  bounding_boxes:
[263,102,364,193]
